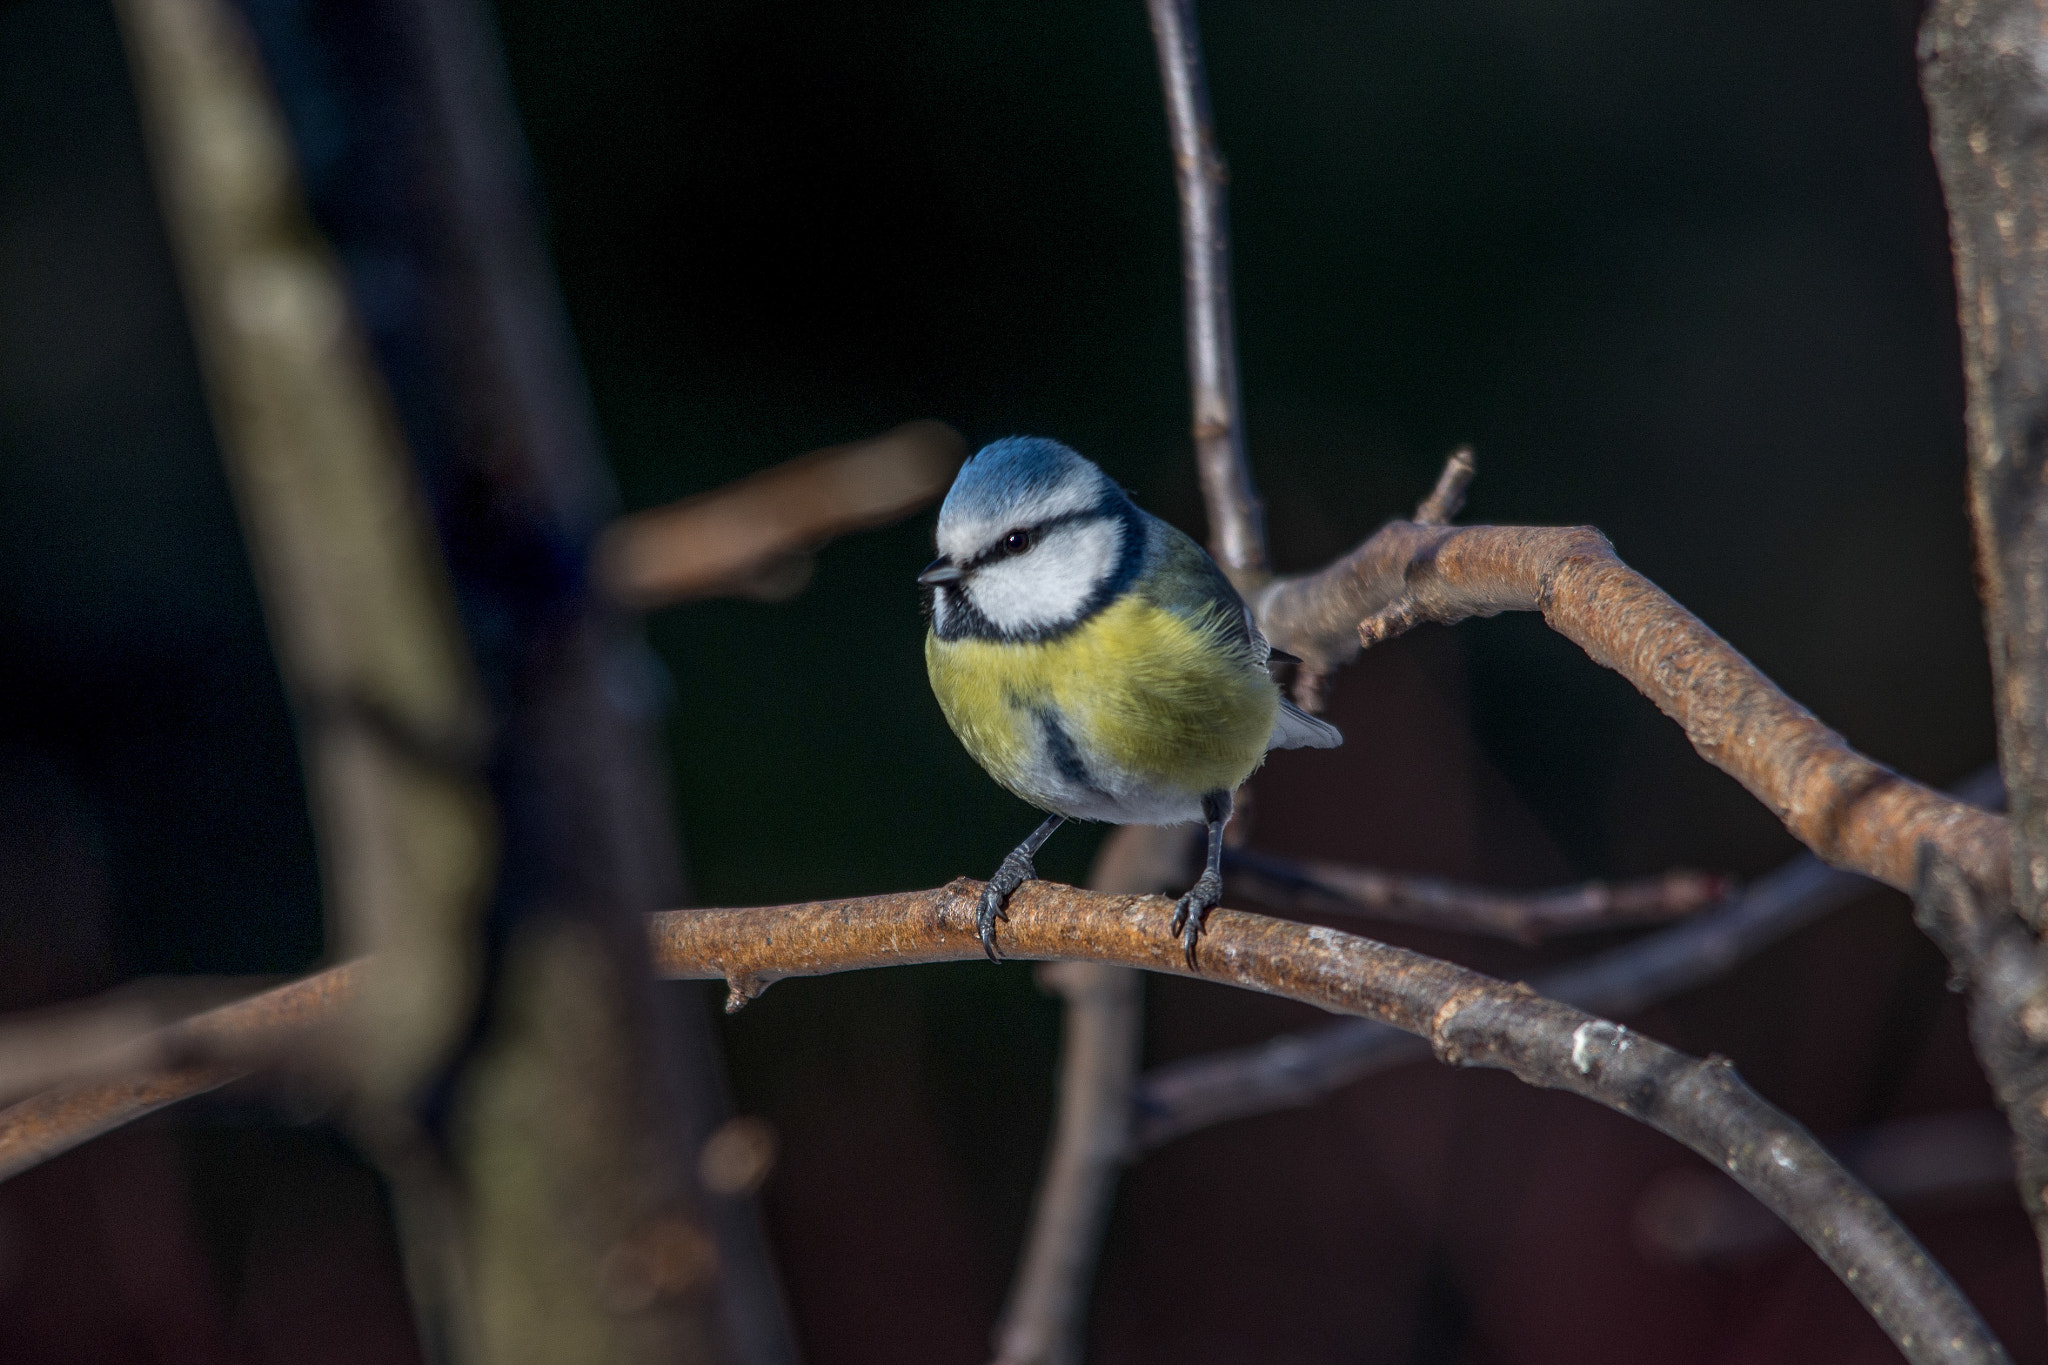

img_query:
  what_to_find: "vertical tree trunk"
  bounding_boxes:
[1921,0,2048,926]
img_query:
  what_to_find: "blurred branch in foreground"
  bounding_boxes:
[1225,849,1731,946]
[596,421,964,607]
[0,976,278,1106]
[114,0,771,1356]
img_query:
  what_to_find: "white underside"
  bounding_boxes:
[999,704,1214,826]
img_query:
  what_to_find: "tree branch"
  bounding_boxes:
[1637,1110,2017,1265]
[1137,757,2001,1149]
[0,885,2013,1362]
[595,421,963,608]
[1145,0,1264,584]
[990,827,1193,1365]
[1249,509,2008,900]
[0,964,361,1182]
[1224,848,1730,945]
[1916,845,2048,1309]
[643,883,2007,1365]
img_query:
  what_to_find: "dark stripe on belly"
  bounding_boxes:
[1034,707,1104,796]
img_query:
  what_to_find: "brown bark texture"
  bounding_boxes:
[0,872,2018,1363]
[1921,0,2048,931]
[1254,519,2008,899]
[646,879,2007,1365]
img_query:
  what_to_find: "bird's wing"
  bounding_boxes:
[1267,697,1343,751]
[1135,513,1268,662]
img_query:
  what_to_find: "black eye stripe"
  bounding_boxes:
[961,509,1098,571]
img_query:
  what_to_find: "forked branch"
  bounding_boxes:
[1252,509,2008,900]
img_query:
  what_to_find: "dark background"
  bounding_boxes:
[0,0,2028,1360]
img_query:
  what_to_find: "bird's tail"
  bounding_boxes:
[1267,697,1343,750]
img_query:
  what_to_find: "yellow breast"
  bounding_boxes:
[925,594,1278,807]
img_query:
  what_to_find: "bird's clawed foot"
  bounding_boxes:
[1170,869,1223,969]
[977,849,1038,962]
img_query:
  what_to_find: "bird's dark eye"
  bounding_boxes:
[1003,529,1033,555]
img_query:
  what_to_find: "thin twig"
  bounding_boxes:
[1249,506,2008,900]
[991,827,1194,1365]
[1225,848,1730,945]
[1412,444,1476,526]
[1145,0,1264,585]
[992,12,1272,1355]
[1137,759,2002,1149]
[596,421,965,608]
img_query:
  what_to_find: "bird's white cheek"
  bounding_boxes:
[965,519,1121,633]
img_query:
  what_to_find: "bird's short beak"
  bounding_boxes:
[917,556,963,586]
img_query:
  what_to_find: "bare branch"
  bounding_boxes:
[1920,0,2048,934]
[1916,846,2048,1307]
[596,421,964,608]
[0,886,2012,1361]
[0,977,276,1106]
[1137,845,1875,1149]
[1225,848,1730,945]
[1145,0,1264,584]
[0,964,361,1182]
[1137,756,2010,1146]
[991,827,1193,1365]
[642,883,2007,1365]
[1251,513,2008,899]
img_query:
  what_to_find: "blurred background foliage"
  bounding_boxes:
[0,0,2016,1359]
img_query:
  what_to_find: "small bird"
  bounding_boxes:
[919,436,1342,966]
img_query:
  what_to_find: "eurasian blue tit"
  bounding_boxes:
[919,436,1342,965]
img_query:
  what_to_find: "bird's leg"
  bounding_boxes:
[1170,790,1233,968]
[978,813,1065,962]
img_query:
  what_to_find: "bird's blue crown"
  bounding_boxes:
[940,436,1107,525]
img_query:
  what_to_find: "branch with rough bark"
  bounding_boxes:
[1250,511,2008,901]
[1915,847,2048,1307]
[0,876,2016,1363]
[644,883,2005,1365]
[1920,0,2048,935]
